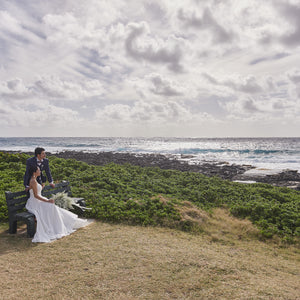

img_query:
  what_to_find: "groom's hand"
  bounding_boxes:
[50,183,55,188]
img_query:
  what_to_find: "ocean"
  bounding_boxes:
[0,137,299,172]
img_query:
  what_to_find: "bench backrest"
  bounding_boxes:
[5,181,71,216]
[5,190,29,216]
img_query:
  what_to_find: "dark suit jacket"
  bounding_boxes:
[23,157,53,188]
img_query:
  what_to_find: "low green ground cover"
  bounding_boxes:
[0,152,299,242]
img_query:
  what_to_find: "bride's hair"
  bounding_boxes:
[29,165,39,178]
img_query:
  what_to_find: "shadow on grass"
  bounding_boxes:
[0,222,36,256]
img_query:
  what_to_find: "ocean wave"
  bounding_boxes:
[177,148,299,155]
[1,137,299,171]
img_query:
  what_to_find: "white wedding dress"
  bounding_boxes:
[26,183,89,243]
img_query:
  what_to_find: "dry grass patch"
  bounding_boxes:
[175,200,208,231]
[1,219,299,299]
[175,201,260,242]
[203,208,262,242]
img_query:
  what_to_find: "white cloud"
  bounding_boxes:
[277,1,300,47]
[0,76,105,101]
[222,93,300,122]
[0,0,300,137]
[0,10,22,35]
[0,78,30,98]
[178,7,235,44]
[148,73,183,96]
[286,69,300,98]
[0,101,80,128]
[34,76,105,100]
[125,22,184,72]
[287,69,300,83]
[96,100,192,125]
[202,73,277,95]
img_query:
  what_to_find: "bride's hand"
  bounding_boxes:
[48,198,55,204]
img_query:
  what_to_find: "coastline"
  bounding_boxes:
[51,151,300,189]
[2,150,300,189]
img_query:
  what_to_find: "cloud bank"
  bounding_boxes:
[0,0,299,137]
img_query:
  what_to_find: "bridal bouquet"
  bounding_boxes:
[51,192,75,210]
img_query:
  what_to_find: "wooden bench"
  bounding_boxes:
[5,181,87,238]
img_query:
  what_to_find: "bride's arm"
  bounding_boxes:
[31,180,53,203]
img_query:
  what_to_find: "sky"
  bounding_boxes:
[0,0,300,137]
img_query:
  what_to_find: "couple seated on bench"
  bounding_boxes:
[26,165,89,243]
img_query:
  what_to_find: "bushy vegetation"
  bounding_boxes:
[0,152,299,242]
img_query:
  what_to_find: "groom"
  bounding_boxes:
[24,147,55,191]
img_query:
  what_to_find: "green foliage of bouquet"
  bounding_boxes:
[51,192,75,210]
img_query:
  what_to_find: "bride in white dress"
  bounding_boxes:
[26,165,89,243]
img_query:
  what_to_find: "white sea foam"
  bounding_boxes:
[0,137,299,171]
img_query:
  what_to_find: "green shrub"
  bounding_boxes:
[0,151,299,242]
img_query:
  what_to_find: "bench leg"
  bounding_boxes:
[26,217,36,238]
[9,218,17,234]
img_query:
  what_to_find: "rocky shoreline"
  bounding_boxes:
[50,151,253,179]
[2,150,300,190]
[49,151,300,190]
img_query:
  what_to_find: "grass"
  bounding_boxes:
[1,209,299,300]
[0,152,299,298]
[1,152,300,242]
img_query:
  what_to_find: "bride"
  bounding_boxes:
[26,165,89,243]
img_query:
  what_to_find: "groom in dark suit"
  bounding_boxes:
[24,147,55,191]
